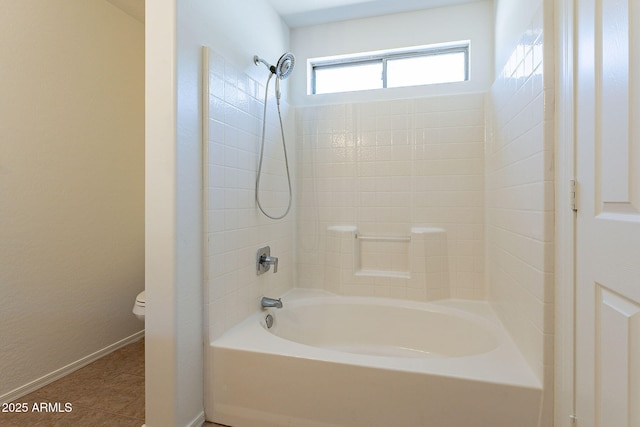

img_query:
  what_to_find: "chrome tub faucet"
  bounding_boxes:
[261,296,283,309]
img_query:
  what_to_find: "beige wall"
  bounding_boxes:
[0,0,144,399]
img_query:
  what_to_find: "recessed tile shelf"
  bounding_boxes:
[325,226,450,301]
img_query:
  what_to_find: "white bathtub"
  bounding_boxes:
[206,289,542,427]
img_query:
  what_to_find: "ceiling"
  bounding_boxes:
[104,0,483,27]
[266,0,485,27]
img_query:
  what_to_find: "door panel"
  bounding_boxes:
[599,0,631,206]
[576,0,640,426]
[596,286,640,426]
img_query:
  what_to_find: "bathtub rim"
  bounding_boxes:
[268,296,503,358]
[210,288,542,391]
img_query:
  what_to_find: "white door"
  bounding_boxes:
[575,0,640,426]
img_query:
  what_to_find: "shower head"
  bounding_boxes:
[253,52,296,80]
[275,52,295,80]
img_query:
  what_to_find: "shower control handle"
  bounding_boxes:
[256,246,278,275]
[260,254,278,273]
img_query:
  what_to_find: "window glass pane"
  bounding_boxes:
[386,51,467,88]
[314,62,382,94]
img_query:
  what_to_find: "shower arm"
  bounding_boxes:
[253,55,276,74]
[254,55,283,102]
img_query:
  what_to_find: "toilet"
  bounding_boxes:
[132,291,145,321]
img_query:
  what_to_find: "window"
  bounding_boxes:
[309,42,469,95]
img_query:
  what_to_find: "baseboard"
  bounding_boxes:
[0,330,145,404]
[186,411,206,427]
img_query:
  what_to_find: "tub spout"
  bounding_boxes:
[261,296,283,309]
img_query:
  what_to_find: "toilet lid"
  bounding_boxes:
[135,291,145,306]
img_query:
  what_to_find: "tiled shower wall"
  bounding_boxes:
[204,48,296,341]
[297,94,486,300]
[485,4,554,423]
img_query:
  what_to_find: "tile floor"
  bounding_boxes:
[2,339,226,427]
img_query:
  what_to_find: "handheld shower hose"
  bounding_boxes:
[254,53,295,220]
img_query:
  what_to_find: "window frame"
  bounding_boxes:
[309,41,470,95]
